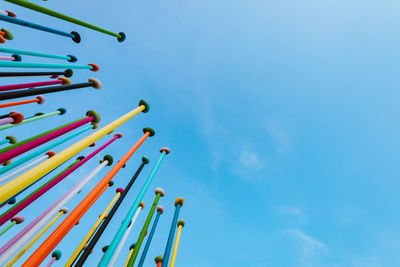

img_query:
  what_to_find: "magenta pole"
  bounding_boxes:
[0,77,70,92]
[0,133,122,227]
[0,111,99,164]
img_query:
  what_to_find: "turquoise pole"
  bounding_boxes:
[0,47,75,62]
[161,201,182,267]
[0,109,66,131]
[0,139,9,146]
[0,61,94,70]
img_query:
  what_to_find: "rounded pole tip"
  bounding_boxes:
[77,156,85,161]
[36,95,45,104]
[114,132,123,139]
[58,77,71,85]
[59,207,69,214]
[75,220,80,225]
[1,28,13,40]
[9,112,24,124]
[52,250,62,260]
[155,255,163,263]
[5,10,17,18]
[116,187,124,194]
[3,160,11,166]
[108,180,114,187]
[156,205,164,214]
[155,188,166,197]
[45,151,56,158]
[35,112,45,116]
[175,197,184,207]
[71,31,81,43]
[159,147,171,155]
[143,127,155,137]
[67,55,78,62]
[8,197,16,205]
[101,154,114,166]
[139,99,150,113]
[89,143,96,147]
[177,219,185,227]
[129,243,136,250]
[102,245,109,253]
[57,107,67,115]
[12,54,21,61]
[88,77,102,89]
[86,110,101,123]
[88,63,99,72]
[117,32,126,42]
[91,122,98,129]
[64,69,73,77]
[142,156,150,164]
[11,215,24,224]
[139,201,145,209]
[6,135,17,144]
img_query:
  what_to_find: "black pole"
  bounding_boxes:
[0,69,73,78]
[74,157,149,267]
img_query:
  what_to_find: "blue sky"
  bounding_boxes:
[0,0,400,266]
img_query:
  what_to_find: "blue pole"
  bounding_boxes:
[0,47,75,62]
[137,209,162,267]
[161,203,182,267]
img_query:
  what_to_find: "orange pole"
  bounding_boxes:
[22,129,154,266]
[0,95,44,108]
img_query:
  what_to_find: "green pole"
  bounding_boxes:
[0,221,16,236]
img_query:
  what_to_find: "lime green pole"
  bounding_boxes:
[5,0,126,41]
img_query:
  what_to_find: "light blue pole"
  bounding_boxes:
[0,61,93,70]
[0,47,74,61]
[99,151,168,267]
[0,109,66,131]
[161,204,182,267]
[0,139,9,146]
[137,210,162,267]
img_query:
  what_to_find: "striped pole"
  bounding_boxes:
[0,108,67,131]
[0,78,101,101]
[76,156,150,266]
[100,147,170,267]
[155,255,163,267]
[0,69,73,78]
[65,187,124,267]
[22,128,154,266]
[170,220,185,267]
[5,0,126,41]
[0,47,77,62]
[0,216,24,236]
[45,250,61,267]
[0,61,98,71]
[0,96,45,108]
[0,112,23,125]
[0,134,120,227]
[0,110,100,164]
[0,156,114,265]
[0,151,55,184]
[161,198,184,267]
[0,136,17,146]
[6,207,69,267]
[0,55,21,61]
[127,188,166,267]
[0,28,13,43]
[109,202,145,266]
[124,244,135,267]
[0,14,80,42]
[137,206,164,267]
[0,77,71,92]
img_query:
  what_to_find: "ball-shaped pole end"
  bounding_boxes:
[36,95,45,104]
[116,187,124,194]
[129,243,136,250]
[117,32,126,42]
[139,201,145,209]
[77,156,85,161]
[71,31,81,43]
[89,143,95,147]
[12,54,21,61]
[52,250,62,260]
[57,108,67,115]
[139,99,150,113]
[5,11,17,18]
[59,207,69,214]
[35,112,45,116]
[86,110,101,123]
[9,112,24,124]
[88,63,99,72]
[1,28,13,40]
[8,197,16,205]
[0,36,5,44]
[143,127,155,137]
[67,55,77,63]
[114,132,123,139]
[102,245,109,253]
[64,69,73,78]
[75,220,80,225]
[155,255,163,263]
[6,135,17,144]
[155,188,166,197]
[11,215,24,224]
[156,205,164,214]
[101,154,113,166]
[45,151,56,158]
[91,122,98,129]
[108,180,114,187]
[58,77,71,85]
[177,219,185,227]
[3,160,11,166]
[175,197,184,207]
[160,147,171,155]
[142,156,150,164]
[88,78,102,89]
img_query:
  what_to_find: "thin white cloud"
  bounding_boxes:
[239,146,263,171]
[276,206,307,222]
[266,121,291,154]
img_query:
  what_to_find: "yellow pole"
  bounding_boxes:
[124,245,135,267]
[0,100,149,204]
[169,219,185,267]
[65,189,122,266]
[6,208,68,267]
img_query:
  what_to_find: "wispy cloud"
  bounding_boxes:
[266,121,291,154]
[239,146,263,171]
[276,206,307,222]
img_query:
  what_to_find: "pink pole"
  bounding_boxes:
[0,134,120,228]
[0,77,70,92]
[0,116,93,164]
[0,117,14,125]
[0,112,24,126]
[45,257,56,267]
[0,56,15,61]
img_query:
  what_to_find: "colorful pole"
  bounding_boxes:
[0,47,77,62]
[0,61,98,71]
[6,207,68,267]
[0,77,70,92]
[0,135,17,146]
[99,246,109,265]
[161,198,185,267]
[5,0,126,41]
[76,156,150,266]
[0,156,113,265]
[137,206,164,267]
[0,10,14,17]
[0,216,24,236]
[0,28,13,42]
[22,128,154,266]
[45,250,61,267]
[109,202,145,266]
[0,108,67,131]
[0,69,73,78]
[0,14,80,42]
[0,78,101,101]
[0,110,100,164]
[0,197,16,209]
[0,134,119,227]
[127,188,166,267]
[100,147,170,267]
[155,255,163,267]
[170,219,185,267]
[0,96,45,108]
[0,112,23,125]
[0,55,21,61]
[0,151,55,184]
[124,244,135,267]
[65,187,124,267]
